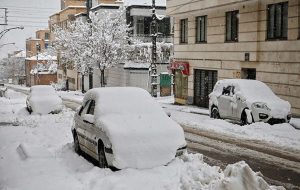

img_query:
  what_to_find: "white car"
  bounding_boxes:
[26,85,63,114]
[72,87,187,169]
[209,79,291,125]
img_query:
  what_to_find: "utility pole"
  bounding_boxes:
[150,0,158,97]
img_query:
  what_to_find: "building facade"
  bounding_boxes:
[49,0,86,90]
[167,0,300,116]
[25,30,56,87]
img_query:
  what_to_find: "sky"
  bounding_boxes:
[0,0,60,59]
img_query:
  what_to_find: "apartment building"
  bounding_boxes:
[25,29,57,87]
[49,0,86,90]
[167,0,300,116]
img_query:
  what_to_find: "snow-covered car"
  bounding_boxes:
[0,83,7,97]
[72,87,187,169]
[209,79,291,125]
[26,85,63,114]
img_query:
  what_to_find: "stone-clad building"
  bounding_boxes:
[167,0,300,116]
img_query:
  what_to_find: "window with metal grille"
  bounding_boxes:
[196,16,207,43]
[225,10,239,42]
[180,19,188,43]
[267,2,288,40]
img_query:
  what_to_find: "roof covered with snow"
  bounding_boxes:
[26,52,57,61]
[124,0,166,7]
[123,61,150,69]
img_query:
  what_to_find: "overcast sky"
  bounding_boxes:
[0,0,60,59]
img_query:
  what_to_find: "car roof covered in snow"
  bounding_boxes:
[30,85,56,95]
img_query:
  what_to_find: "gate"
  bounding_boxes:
[194,69,218,108]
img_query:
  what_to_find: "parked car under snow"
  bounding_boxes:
[0,83,7,97]
[26,85,63,114]
[209,79,291,125]
[72,87,187,169]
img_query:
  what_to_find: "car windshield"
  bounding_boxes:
[237,80,277,99]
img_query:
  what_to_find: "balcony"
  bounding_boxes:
[131,34,172,43]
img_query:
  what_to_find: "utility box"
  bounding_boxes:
[160,73,171,97]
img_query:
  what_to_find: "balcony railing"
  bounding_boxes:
[131,34,172,43]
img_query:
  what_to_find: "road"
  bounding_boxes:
[63,99,300,189]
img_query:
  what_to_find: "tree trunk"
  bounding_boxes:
[100,69,105,87]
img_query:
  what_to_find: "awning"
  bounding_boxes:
[170,61,189,75]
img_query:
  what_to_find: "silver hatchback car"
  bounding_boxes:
[209,79,291,125]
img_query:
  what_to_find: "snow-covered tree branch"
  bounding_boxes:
[54,7,132,87]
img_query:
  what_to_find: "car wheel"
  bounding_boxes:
[211,107,220,119]
[98,141,108,168]
[241,109,252,125]
[73,133,81,155]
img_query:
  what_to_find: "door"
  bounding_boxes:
[194,69,218,108]
[218,85,233,118]
[83,100,98,158]
[76,100,92,149]
[174,70,188,100]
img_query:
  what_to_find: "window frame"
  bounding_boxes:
[266,1,288,41]
[180,18,188,44]
[225,10,239,42]
[195,15,207,43]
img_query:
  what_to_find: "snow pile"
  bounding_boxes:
[28,85,63,114]
[124,0,166,6]
[84,87,186,169]
[123,61,150,69]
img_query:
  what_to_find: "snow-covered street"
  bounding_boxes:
[0,89,293,190]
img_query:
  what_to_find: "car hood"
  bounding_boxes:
[247,97,291,118]
[29,96,63,114]
[96,113,186,169]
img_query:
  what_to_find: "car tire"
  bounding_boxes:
[73,133,81,155]
[98,141,108,168]
[241,109,252,126]
[211,107,220,119]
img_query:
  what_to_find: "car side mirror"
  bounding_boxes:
[83,114,95,124]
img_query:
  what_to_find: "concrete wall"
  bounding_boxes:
[167,0,300,116]
[106,64,169,92]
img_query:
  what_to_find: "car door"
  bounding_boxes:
[76,100,92,151]
[82,100,98,159]
[218,85,233,118]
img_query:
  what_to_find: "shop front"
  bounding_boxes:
[170,61,189,105]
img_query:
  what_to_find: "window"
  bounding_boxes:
[226,10,239,42]
[136,17,144,35]
[196,16,207,43]
[79,100,91,116]
[180,19,188,43]
[241,68,256,80]
[222,86,233,96]
[267,2,288,40]
[45,32,50,40]
[87,100,95,115]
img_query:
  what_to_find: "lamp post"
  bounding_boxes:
[0,42,15,49]
[0,26,24,40]
[150,0,158,97]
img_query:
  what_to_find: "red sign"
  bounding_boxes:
[170,61,189,75]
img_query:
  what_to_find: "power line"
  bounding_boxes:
[7,20,48,24]
[2,5,58,11]
[8,15,50,19]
